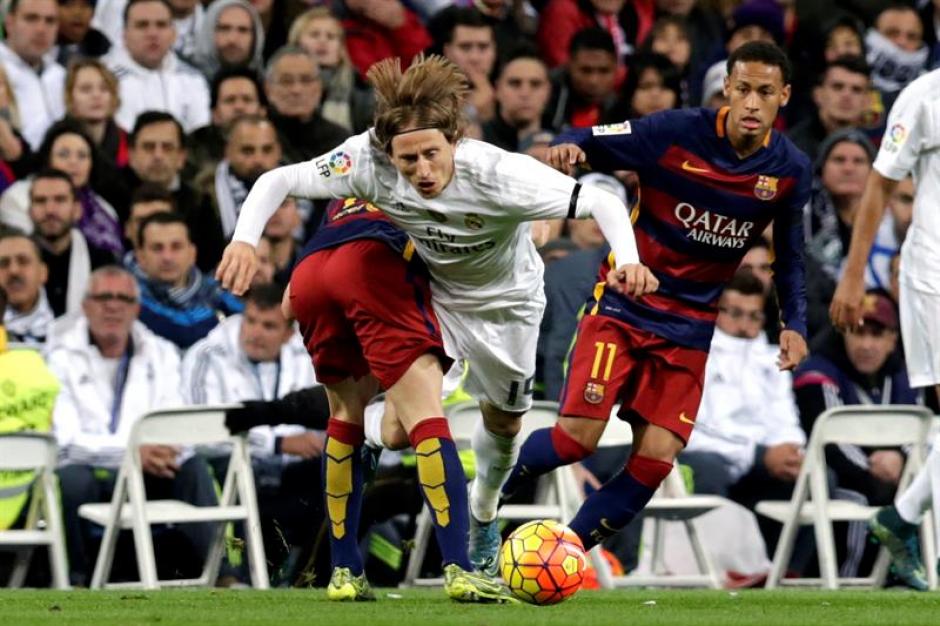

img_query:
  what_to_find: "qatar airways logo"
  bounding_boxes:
[674,203,754,249]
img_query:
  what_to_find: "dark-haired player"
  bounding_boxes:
[503,41,813,553]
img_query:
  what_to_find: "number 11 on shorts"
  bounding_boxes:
[591,342,617,381]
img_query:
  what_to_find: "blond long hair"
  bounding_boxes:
[287,7,352,71]
[64,59,121,118]
[367,54,469,154]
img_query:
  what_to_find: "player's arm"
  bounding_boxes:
[548,117,668,175]
[772,167,811,371]
[498,151,657,297]
[830,172,897,330]
[832,81,924,328]
[576,184,658,296]
[217,142,364,294]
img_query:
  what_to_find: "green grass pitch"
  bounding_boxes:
[3,588,940,626]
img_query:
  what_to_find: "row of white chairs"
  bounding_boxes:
[403,402,938,591]
[0,407,269,590]
[2,403,936,591]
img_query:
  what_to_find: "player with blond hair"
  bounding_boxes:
[217,54,655,583]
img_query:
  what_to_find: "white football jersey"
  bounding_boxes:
[873,69,940,293]
[278,132,579,312]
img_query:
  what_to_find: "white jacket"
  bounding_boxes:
[48,317,183,468]
[0,43,65,150]
[91,0,126,51]
[105,46,210,133]
[684,328,805,481]
[180,315,318,458]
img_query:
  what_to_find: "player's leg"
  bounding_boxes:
[502,313,632,498]
[320,376,379,600]
[566,333,707,551]
[349,242,513,601]
[361,399,409,483]
[445,304,542,573]
[871,279,940,589]
[868,431,940,591]
[568,422,681,550]
[290,249,377,601]
[386,354,512,602]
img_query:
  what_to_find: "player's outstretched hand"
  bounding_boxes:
[829,274,866,332]
[607,263,659,297]
[216,240,257,296]
[777,329,808,371]
[546,143,586,175]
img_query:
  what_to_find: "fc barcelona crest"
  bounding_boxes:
[754,175,778,201]
[584,382,605,404]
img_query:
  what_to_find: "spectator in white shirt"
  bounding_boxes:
[0,0,66,149]
[106,0,210,133]
[181,282,320,572]
[49,264,218,586]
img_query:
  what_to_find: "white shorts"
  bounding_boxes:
[435,302,543,412]
[899,278,940,388]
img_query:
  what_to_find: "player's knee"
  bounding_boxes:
[481,403,523,438]
[634,426,685,463]
[557,417,604,454]
[551,423,594,462]
[381,419,410,450]
[626,454,674,490]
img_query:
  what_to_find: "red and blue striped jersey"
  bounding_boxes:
[298,197,413,263]
[556,106,812,351]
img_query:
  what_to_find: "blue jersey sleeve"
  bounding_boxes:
[772,163,812,338]
[553,113,677,173]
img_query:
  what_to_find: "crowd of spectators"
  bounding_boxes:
[0,0,938,588]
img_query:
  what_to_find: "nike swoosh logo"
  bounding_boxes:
[679,412,696,425]
[681,160,711,174]
[599,518,618,532]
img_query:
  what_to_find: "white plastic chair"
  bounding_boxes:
[756,405,934,590]
[402,401,578,586]
[586,415,726,589]
[78,406,269,590]
[0,433,69,589]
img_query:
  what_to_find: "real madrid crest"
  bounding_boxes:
[464,213,484,230]
[427,209,447,223]
[584,382,605,404]
[754,175,778,201]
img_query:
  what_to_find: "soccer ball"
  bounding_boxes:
[498,519,587,605]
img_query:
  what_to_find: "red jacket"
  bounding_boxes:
[537,0,656,69]
[344,10,433,79]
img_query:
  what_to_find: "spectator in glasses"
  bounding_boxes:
[49,264,218,587]
[680,269,807,571]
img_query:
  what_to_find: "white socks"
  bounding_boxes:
[895,440,940,524]
[469,419,519,522]
[363,402,385,449]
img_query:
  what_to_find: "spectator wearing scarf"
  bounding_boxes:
[866,6,929,108]
[0,121,123,257]
[132,212,242,349]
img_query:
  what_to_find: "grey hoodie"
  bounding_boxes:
[192,0,266,79]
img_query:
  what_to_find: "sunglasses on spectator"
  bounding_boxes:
[719,306,765,322]
[87,292,138,304]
